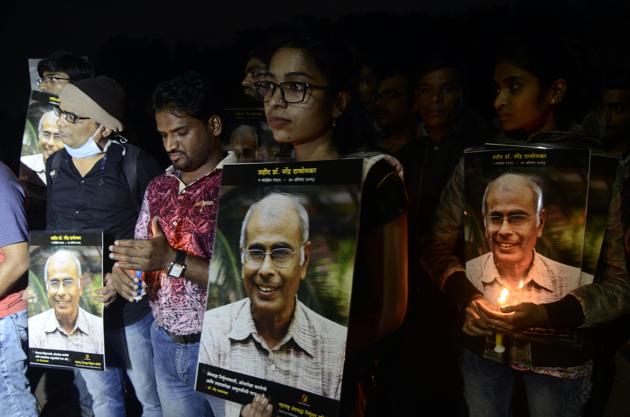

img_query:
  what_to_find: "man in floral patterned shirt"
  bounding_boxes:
[109,71,235,417]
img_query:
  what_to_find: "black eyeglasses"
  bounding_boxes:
[54,106,90,124]
[486,213,532,229]
[242,247,298,268]
[253,81,328,104]
[37,75,70,86]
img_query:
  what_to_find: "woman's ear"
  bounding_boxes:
[549,79,567,104]
[332,91,351,119]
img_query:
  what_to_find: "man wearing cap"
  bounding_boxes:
[47,75,163,417]
[109,71,237,417]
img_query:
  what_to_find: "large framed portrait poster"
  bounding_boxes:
[196,159,364,417]
[463,143,619,353]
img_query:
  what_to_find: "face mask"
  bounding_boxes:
[64,126,104,159]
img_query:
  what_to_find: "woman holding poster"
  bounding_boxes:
[252,22,408,417]
[421,32,629,417]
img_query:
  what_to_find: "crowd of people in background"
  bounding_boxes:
[0,5,629,417]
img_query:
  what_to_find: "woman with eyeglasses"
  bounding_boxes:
[250,22,408,417]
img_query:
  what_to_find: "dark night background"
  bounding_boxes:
[2,0,629,173]
[2,1,630,416]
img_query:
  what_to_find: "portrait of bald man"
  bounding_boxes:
[28,249,104,355]
[199,193,347,416]
[466,173,582,305]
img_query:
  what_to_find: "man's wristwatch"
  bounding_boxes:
[167,250,187,278]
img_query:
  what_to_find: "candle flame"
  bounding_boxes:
[498,288,509,305]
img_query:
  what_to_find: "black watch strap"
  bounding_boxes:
[168,250,187,278]
[174,250,187,264]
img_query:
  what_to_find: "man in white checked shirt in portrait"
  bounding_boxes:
[199,193,346,417]
[29,249,104,355]
[466,173,584,306]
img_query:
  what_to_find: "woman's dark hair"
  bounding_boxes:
[494,34,582,129]
[152,70,223,122]
[37,51,94,81]
[271,19,378,154]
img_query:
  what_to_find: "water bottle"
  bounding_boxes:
[134,270,146,301]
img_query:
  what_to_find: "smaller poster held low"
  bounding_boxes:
[28,231,106,371]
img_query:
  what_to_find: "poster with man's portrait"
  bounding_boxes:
[28,231,105,371]
[463,145,594,343]
[20,59,63,188]
[221,107,284,163]
[196,159,364,417]
[19,59,63,231]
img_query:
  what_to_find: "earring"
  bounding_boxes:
[332,118,337,128]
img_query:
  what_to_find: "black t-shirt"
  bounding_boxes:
[46,141,163,326]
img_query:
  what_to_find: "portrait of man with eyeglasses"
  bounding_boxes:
[28,249,104,355]
[465,173,582,306]
[199,192,347,415]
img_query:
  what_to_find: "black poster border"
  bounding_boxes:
[29,348,104,370]
[197,364,339,417]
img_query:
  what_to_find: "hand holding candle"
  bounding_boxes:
[494,288,509,353]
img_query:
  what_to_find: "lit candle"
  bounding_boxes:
[494,288,509,353]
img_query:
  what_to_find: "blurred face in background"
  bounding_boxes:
[601,88,630,135]
[242,57,268,100]
[358,64,377,110]
[373,75,412,132]
[415,68,463,131]
[228,124,259,162]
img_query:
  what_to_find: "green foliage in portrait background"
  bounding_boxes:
[464,162,590,268]
[22,118,38,156]
[28,246,104,317]
[207,185,361,327]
